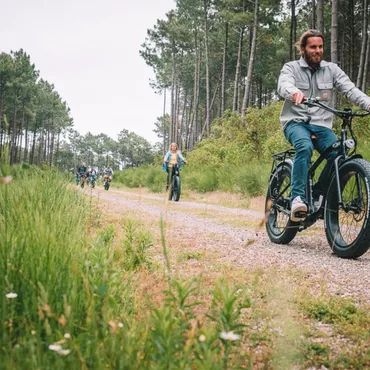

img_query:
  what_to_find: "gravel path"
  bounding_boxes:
[91,187,370,306]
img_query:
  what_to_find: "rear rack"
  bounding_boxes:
[272,148,295,162]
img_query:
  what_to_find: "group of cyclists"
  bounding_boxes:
[76,163,114,187]
[75,27,370,212]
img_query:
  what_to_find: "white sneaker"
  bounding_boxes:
[290,196,307,221]
[313,194,323,213]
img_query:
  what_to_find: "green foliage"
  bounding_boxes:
[185,166,219,193]
[146,166,168,193]
[0,171,255,368]
[121,219,153,270]
[234,165,270,196]
[304,298,359,324]
[188,102,286,167]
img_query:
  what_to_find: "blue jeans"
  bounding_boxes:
[284,121,338,202]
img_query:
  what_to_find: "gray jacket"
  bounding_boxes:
[278,57,370,129]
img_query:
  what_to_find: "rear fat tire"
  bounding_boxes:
[265,162,299,244]
[325,158,370,258]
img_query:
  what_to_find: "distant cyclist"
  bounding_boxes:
[103,164,114,182]
[78,162,87,177]
[89,167,97,186]
[77,162,87,186]
[162,142,187,190]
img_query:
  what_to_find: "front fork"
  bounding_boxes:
[333,156,363,212]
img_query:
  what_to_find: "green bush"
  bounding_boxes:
[235,164,270,196]
[185,166,219,193]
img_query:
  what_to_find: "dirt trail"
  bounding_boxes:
[87,186,370,306]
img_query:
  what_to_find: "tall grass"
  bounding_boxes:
[0,171,251,369]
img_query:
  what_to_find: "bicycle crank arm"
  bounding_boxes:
[271,203,291,216]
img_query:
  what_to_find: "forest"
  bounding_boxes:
[1,0,370,171]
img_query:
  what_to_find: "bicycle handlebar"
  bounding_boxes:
[302,97,370,118]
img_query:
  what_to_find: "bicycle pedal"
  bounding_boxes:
[291,210,307,222]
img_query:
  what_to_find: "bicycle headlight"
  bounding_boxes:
[345,139,355,149]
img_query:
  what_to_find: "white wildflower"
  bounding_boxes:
[6,292,18,299]
[220,331,240,341]
[58,349,71,356]
[49,344,62,352]
[118,322,124,328]
[198,334,206,342]
[31,330,37,335]
[64,333,71,339]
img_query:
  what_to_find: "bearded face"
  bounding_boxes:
[301,36,323,68]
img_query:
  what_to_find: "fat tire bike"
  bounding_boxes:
[80,174,86,188]
[104,177,111,191]
[265,98,370,258]
[90,175,96,188]
[168,164,181,201]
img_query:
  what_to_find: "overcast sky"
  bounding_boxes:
[0,0,175,144]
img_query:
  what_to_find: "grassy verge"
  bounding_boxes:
[1,171,370,369]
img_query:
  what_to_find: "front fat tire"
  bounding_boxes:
[265,163,299,244]
[325,158,370,258]
[168,186,173,200]
[173,176,181,201]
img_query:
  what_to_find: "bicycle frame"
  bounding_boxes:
[304,99,368,213]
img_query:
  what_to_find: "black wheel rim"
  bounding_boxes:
[266,171,291,236]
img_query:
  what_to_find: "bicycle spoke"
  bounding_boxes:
[336,172,367,244]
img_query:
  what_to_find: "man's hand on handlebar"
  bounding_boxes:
[292,91,306,105]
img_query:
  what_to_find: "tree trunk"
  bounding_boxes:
[316,0,324,32]
[49,121,55,166]
[55,130,60,167]
[162,88,166,154]
[290,0,296,60]
[347,0,355,80]
[170,46,176,143]
[311,0,316,29]
[30,126,37,165]
[189,37,200,150]
[17,99,26,163]
[233,27,244,112]
[179,92,187,150]
[362,27,370,92]
[242,0,259,118]
[221,22,228,116]
[357,0,368,88]
[174,83,180,143]
[331,0,338,64]
[23,117,29,162]
[10,100,17,165]
[331,0,339,107]
[185,100,193,150]
[203,0,211,138]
